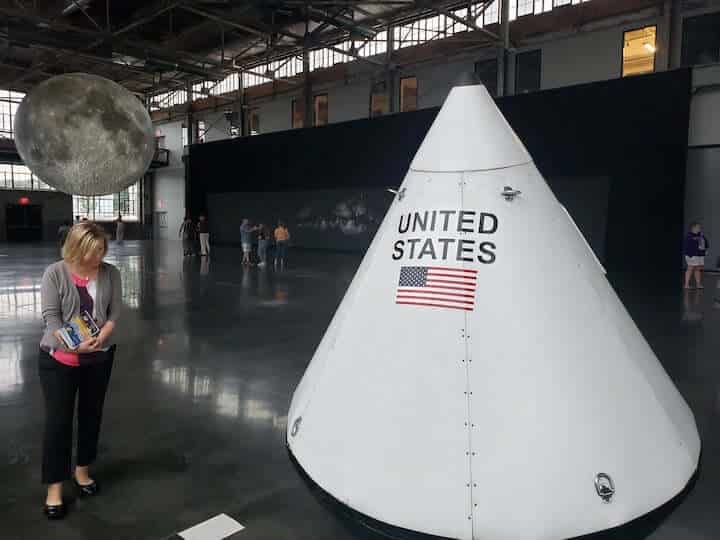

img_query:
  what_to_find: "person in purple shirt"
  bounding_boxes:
[684,222,709,289]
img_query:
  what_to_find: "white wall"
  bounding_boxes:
[325,80,372,123]
[256,93,296,134]
[201,111,233,143]
[686,64,720,267]
[153,120,186,240]
[410,57,477,109]
[689,65,720,147]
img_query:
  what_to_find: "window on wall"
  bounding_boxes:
[0,163,55,191]
[0,90,25,139]
[291,99,305,129]
[515,50,542,93]
[248,108,260,136]
[400,77,418,112]
[370,89,389,118]
[622,26,657,77]
[314,94,329,126]
[682,13,720,66]
[475,58,499,97]
[72,182,140,222]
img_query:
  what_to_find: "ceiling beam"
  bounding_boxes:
[433,4,500,42]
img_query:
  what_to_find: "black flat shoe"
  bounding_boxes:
[74,478,100,497]
[44,503,67,520]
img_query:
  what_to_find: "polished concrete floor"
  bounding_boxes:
[0,241,718,540]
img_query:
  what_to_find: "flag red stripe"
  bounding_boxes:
[426,272,478,280]
[396,300,473,311]
[402,284,476,292]
[428,267,477,274]
[397,289,475,299]
[426,278,477,286]
[396,295,474,305]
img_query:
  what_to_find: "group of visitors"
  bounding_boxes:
[178,215,210,257]
[240,218,291,269]
[179,215,291,268]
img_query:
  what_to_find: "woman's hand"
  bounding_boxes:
[77,338,99,353]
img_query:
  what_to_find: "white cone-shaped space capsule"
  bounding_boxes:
[287,82,700,540]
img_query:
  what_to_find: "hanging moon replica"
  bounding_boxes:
[14,73,155,196]
[287,79,700,539]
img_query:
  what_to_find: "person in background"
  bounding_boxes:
[684,222,709,290]
[39,221,122,520]
[57,221,71,248]
[274,220,290,270]
[115,215,125,243]
[74,215,81,224]
[179,216,195,257]
[240,218,259,266]
[257,224,269,268]
[197,215,210,257]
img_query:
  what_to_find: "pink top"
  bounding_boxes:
[51,273,90,367]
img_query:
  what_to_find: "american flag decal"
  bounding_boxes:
[396,266,478,311]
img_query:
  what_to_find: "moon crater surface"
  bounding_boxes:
[14,73,155,196]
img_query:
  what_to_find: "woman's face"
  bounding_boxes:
[692,224,701,234]
[83,246,106,269]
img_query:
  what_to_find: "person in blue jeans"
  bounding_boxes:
[684,222,709,290]
[240,219,259,266]
[257,225,270,268]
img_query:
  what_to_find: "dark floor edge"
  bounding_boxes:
[287,444,701,540]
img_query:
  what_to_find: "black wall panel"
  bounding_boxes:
[189,69,691,277]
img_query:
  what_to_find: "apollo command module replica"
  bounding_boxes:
[286,78,700,540]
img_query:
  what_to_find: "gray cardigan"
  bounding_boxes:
[40,261,122,351]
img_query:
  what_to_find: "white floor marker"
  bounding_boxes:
[178,514,244,540]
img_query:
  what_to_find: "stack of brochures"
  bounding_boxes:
[57,310,100,349]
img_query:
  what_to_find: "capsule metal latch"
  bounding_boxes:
[291,417,302,438]
[501,186,522,201]
[595,473,615,503]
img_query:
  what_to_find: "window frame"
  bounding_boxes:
[291,98,305,129]
[313,93,329,127]
[399,76,419,113]
[621,25,657,78]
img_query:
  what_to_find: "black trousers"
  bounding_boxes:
[38,348,115,484]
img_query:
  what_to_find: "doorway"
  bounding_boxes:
[6,204,43,242]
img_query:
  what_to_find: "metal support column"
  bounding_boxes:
[238,72,248,137]
[184,80,193,217]
[497,0,511,97]
[303,41,313,128]
[386,24,396,113]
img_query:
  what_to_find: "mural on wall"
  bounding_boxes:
[208,189,395,251]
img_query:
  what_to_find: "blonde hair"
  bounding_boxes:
[62,221,108,265]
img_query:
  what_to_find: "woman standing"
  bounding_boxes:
[197,214,210,257]
[179,216,195,257]
[115,215,125,243]
[39,221,122,519]
[684,222,710,290]
[257,224,269,268]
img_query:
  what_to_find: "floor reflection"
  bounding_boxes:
[0,282,41,320]
[0,340,24,393]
